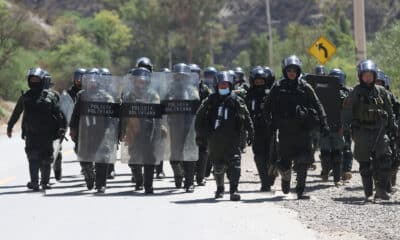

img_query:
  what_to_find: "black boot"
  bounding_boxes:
[215,186,224,199]
[40,163,52,190]
[155,161,165,179]
[131,164,143,190]
[171,161,184,189]
[254,154,269,192]
[280,170,291,194]
[184,162,196,193]
[174,176,183,189]
[196,147,208,186]
[229,184,240,201]
[81,162,95,190]
[296,164,309,200]
[107,164,115,179]
[391,169,398,187]
[332,151,343,186]
[374,175,390,200]
[27,182,40,191]
[144,165,155,194]
[361,176,373,201]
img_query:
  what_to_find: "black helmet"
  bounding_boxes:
[357,59,378,81]
[99,68,112,76]
[264,67,275,79]
[161,68,171,73]
[263,67,276,88]
[86,68,100,75]
[204,66,217,78]
[228,70,237,84]
[376,69,385,82]
[216,71,234,89]
[315,65,326,75]
[136,57,153,72]
[234,67,245,83]
[249,67,267,88]
[384,74,391,90]
[329,68,346,87]
[27,67,47,90]
[189,64,201,75]
[282,55,302,79]
[73,68,86,82]
[173,63,191,74]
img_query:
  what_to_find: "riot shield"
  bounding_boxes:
[120,73,164,165]
[77,75,121,164]
[160,72,200,162]
[305,74,342,129]
[59,90,74,125]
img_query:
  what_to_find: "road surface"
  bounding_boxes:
[0,132,318,240]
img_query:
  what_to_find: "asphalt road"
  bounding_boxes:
[0,132,318,240]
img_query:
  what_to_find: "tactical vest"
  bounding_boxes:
[207,93,243,133]
[353,85,386,127]
[246,89,268,129]
[272,79,319,130]
[22,89,59,137]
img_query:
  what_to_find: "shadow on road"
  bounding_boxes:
[332,196,367,205]
[171,197,221,204]
[241,195,286,203]
[0,185,26,189]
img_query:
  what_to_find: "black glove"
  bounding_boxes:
[321,125,330,137]
[58,128,66,139]
[246,132,254,146]
[196,136,207,148]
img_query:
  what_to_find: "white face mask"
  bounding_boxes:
[218,88,230,96]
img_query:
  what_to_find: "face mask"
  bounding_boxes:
[218,88,230,96]
[28,81,43,91]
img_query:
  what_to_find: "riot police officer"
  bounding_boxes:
[68,68,86,102]
[195,71,254,201]
[99,67,116,180]
[245,67,276,191]
[375,70,400,192]
[266,55,329,200]
[8,68,66,191]
[234,67,250,92]
[166,63,200,193]
[190,64,211,186]
[70,68,119,193]
[203,67,218,94]
[202,66,218,178]
[319,68,349,186]
[343,60,396,201]
[121,67,162,194]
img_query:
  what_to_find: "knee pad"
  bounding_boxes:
[213,164,225,175]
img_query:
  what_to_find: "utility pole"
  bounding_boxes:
[168,31,172,70]
[266,0,273,67]
[353,0,367,63]
[209,28,214,65]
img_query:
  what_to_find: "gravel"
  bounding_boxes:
[239,148,400,240]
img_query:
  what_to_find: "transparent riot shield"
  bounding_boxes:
[305,74,342,129]
[59,90,74,125]
[120,73,164,165]
[77,75,121,163]
[160,72,200,162]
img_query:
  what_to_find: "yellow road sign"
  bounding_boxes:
[308,36,336,65]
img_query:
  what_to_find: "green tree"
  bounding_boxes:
[48,34,111,90]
